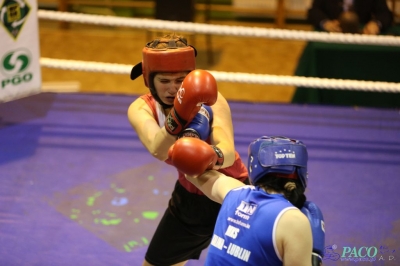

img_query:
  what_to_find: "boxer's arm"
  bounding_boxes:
[127,97,176,161]
[301,201,325,266]
[209,92,236,168]
[279,209,313,266]
[168,137,243,202]
[185,170,244,203]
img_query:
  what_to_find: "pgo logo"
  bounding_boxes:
[0,0,31,39]
[1,49,31,77]
[1,49,33,89]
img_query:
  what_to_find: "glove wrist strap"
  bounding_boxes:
[211,145,224,170]
[165,108,187,135]
[178,128,200,139]
[312,253,323,266]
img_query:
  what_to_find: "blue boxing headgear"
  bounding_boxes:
[248,136,308,189]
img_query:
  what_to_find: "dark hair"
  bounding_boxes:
[255,174,306,209]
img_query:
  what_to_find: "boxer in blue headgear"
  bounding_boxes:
[247,136,308,207]
[169,136,325,266]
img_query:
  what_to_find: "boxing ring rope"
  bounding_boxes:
[38,10,400,46]
[38,10,400,93]
[40,58,400,93]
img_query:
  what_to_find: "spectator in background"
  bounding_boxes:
[307,0,393,34]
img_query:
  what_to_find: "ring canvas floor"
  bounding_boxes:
[1,92,399,266]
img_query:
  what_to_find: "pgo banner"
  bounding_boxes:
[0,0,41,103]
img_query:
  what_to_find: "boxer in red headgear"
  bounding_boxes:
[127,34,248,266]
[131,35,197,109]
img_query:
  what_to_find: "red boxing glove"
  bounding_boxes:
[168,138,224,176]
[165,70,218,135]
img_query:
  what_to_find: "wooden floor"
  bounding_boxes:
[39,15,312,103]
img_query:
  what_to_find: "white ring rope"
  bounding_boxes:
[40,58,400,93]
[37,9,400,46]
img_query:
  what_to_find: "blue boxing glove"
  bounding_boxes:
[301,201,325,266]
[178,105,213,141]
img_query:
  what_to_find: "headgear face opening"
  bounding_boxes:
[247,136,308,189]
[130,35,196,108]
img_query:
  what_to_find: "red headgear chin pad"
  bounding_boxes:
[142,46,196,87]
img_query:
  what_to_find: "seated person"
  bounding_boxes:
[307,0,393,34]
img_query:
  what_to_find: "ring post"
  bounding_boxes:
[0,0,42,103]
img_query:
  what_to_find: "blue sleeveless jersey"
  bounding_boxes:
[205,186,296,265]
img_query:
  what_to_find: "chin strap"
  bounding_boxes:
[150,88,173,109]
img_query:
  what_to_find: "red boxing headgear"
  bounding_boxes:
[142,45,196,87]
[130,37,196,87]
[130,36,196,108]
